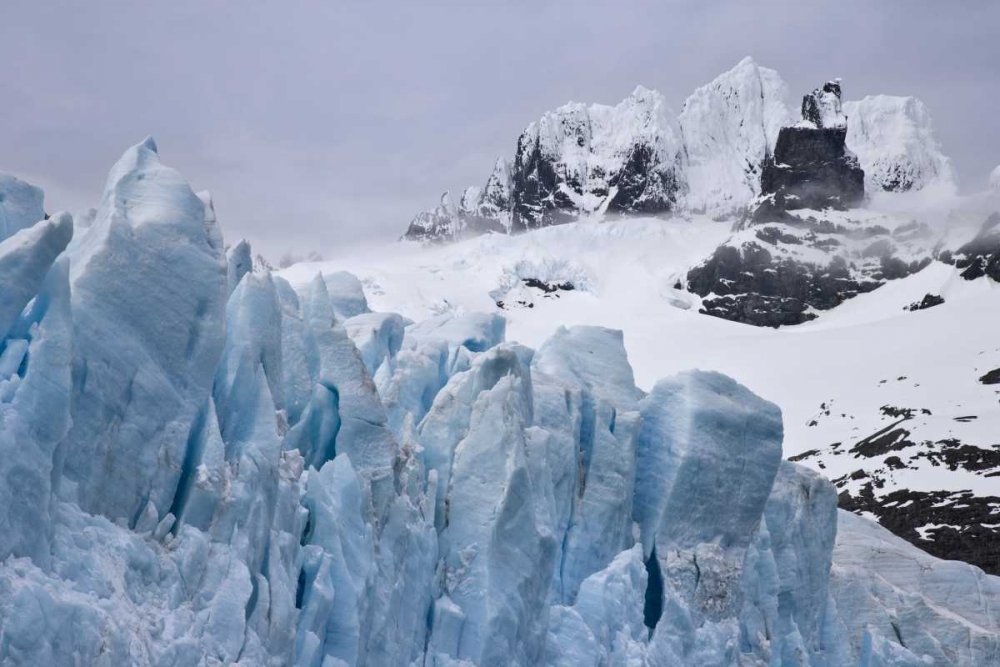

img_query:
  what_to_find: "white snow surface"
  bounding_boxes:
[844,95,957,194]
[679,56,792,217]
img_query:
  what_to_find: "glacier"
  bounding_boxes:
[0,141,998,666]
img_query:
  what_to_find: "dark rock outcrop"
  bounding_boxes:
[752,81,864,221]
[905,293,945,311]
[945,212,1000,282]
[405,87,684,242]
[685,80,936,327]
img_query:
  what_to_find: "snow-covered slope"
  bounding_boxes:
[2,141,999,665]
[678,56,791,217]
[844,95,957,193]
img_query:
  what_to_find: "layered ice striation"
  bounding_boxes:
[0,139,997,666]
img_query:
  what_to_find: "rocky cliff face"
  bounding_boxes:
[507,86,687,232]
[686,81,934,327]
[942,212,1000,282]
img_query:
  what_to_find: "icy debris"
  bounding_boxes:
[321,269,370,320]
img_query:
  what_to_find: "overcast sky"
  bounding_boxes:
[3,1,998,258]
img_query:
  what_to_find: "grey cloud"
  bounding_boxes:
[1,0,997,257]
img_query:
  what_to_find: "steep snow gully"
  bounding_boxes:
[1,138,998,666]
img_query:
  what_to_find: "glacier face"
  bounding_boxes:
[1,141,999,666]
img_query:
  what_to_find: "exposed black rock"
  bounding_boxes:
[494,278,576,311]
[905,293,945,311]
[979,368,1000,385]
[752,80,863,222]
[801,80,845,129]
[405,88,684,241]
[605,143,682,217]
[945,212,1000,282]
[754,127,865,219]
[521,278,575,294]
[688,242,871,326]
[509,129,581,232]
[682,81,947,327]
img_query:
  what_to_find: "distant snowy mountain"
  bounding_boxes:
[405,57,955,243]
[2,139,999,665]
[678,56,791,217]
[844,95,957,193]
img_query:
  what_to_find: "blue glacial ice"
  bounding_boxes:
[0,139,997,666]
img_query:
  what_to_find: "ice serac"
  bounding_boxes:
[343,311,410,379]
[679,56,792,217]
[322,269,370,320]
[531,326,644,602]
[59,137,228,525]
[832,510,1000,666]
[419,342,533,530]
[0,173,45,242]
[740,462,847,666]
[0,235,72,566]
[429,363,556,666]
[378,311,506,434]
[0,214,73,342]
[634,370,783,663]
[844,95,956,193]
[282,274,397,514]
[545,545,649,666]
[226,238,252,295]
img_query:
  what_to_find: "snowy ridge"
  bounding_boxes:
[2,141,998,665]
[405,59,959,243]
[845,95,957,193]
[678,56,792,217]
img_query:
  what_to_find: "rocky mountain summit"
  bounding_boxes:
[686,79,903,327]
[753,80,865,219]
[405,59,954,244]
